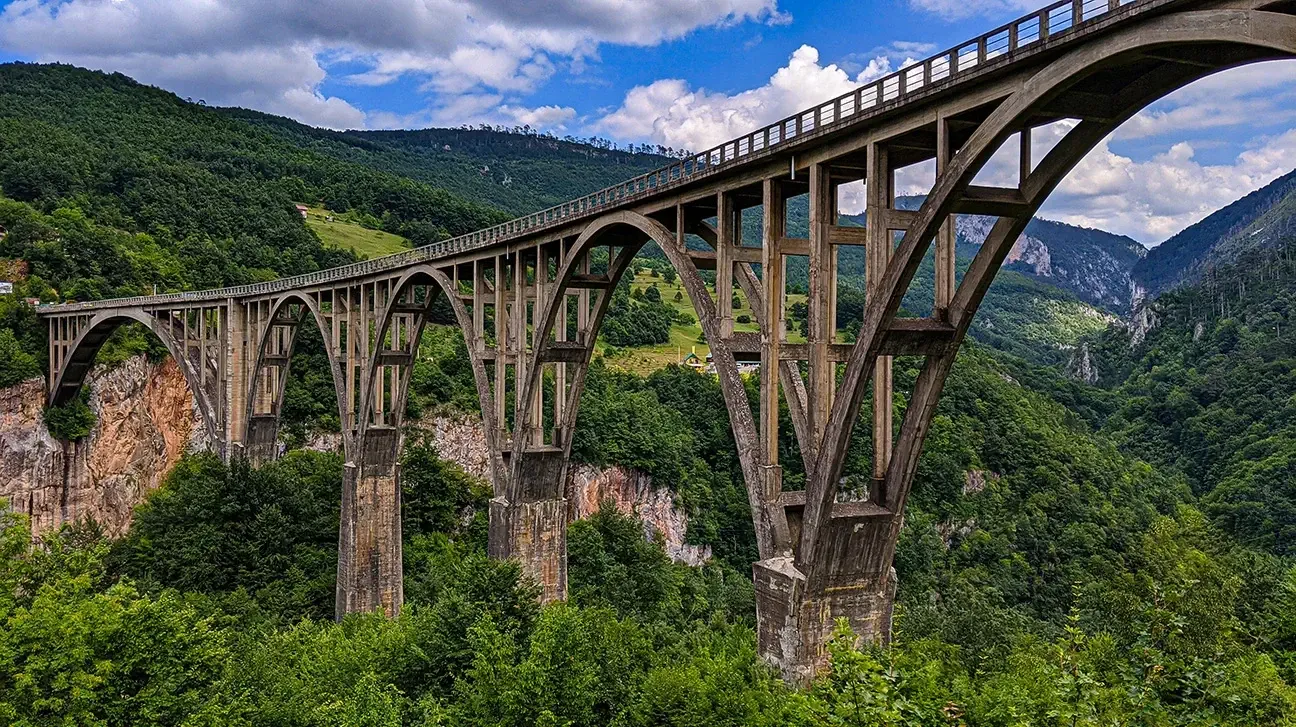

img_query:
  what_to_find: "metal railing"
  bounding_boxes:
[41,0,1149,314]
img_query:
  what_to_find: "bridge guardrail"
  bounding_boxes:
[39,0,1149,314]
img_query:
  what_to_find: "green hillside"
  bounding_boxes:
[0,63,504,295]
[1087,236,1296,554]
[302,205,410,258]
[3,61,1296,725]
[227,111,675,216]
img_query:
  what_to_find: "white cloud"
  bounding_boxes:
[500,104,578,129]
[59,46,367,129]
[0,0,788,129]
[594,44,917,152]
[1116,62,1296,141]
[1042,129,1296,243]
[372,93,578,131]
[839,41,935,82]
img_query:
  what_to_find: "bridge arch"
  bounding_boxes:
[48,309,221,441]
[807,5,1296,595]
[360,264,507,487]
[243,291,350,462]
[508,210,782,551]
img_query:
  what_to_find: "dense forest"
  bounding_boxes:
[2,62,1296,725]
[8,335,1296,724]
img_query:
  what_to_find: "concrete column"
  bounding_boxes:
[243,415,280,465]
[755,510,897,685]
[336,427,404,619]
[489,449,567,602]
[224,300,249,461]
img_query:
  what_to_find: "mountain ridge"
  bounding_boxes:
[1133,167,1296,296]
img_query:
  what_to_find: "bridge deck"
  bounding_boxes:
[39,0,1183,314]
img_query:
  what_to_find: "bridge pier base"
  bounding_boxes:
[336,431,404,620]
[754,515,898,685]
[243,415,279,465]
[490,451,568,602]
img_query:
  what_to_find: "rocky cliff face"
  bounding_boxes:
[2,360,707,564]
[890,196,1147,312]
[954,213,1147,312]
[416,415,710,566]
[568,464,711,566]
[0,356,205,536]
[1064,341,1100,384]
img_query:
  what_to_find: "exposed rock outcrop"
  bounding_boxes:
[963,469,998,496]
[568,464,711,567]
[1128,301,1160,346]
[420,414,709,566]
[1004,234,1053,277]
[2,362,706,565]
[1064,341,1100,384]
[0,356,204,536]
[414,415,491,481]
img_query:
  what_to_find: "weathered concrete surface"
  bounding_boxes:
[754,556,896,686]
[337,464,403,618]
[490,495,567,602]
[0,356,204,535]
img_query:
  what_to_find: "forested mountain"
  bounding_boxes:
[228,112,674,216]
[0,64,509,255]
[3,61,1296,725]
[1134,167,1296,295]
[1083,237,1296,555]
[890,196,1148,311]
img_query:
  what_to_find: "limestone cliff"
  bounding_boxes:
[0,356,205,536]
[568,464,711,567]
[416,415,710,566]
[2,360,707,565]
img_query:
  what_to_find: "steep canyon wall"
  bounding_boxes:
[0,357,705,563]
[0,356,205,535]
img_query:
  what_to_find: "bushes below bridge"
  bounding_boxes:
[4,454,1295,725]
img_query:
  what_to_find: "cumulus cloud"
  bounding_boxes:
[593,44,922,151]
[0,0,788,129]
[1040,129,1296,242]
[60,46,368,129]
[1117,62,1296,141]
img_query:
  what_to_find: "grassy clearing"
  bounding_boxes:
[602,269,805,376]
[304,206,409,258]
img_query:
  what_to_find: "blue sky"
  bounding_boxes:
[0,0,1293,243]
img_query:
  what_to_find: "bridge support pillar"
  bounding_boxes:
[755,511,898,685]
[337,428,405,619]
[490,450,568,603]
[243,415,279,465]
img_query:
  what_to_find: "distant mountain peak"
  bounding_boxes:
[890,195,1146,312]
[1133,167,1296,296]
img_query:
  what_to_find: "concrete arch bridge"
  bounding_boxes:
[38,0,1296,681]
